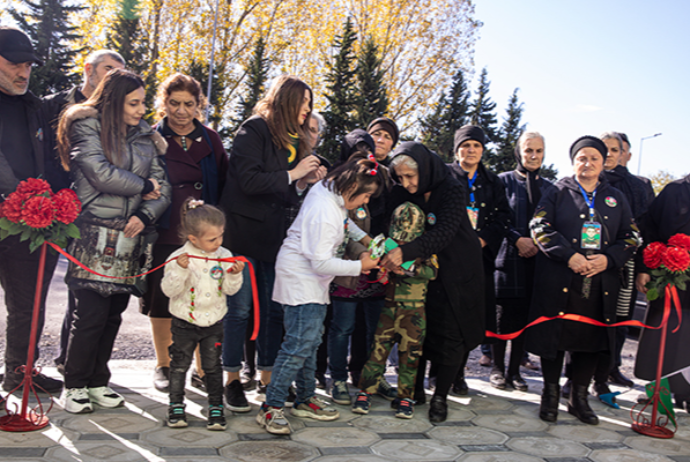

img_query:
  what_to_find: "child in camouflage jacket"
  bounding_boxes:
[352,202,438,419]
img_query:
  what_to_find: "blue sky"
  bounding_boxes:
[471,0,688,179]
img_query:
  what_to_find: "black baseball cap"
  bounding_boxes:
[0,28,43,65]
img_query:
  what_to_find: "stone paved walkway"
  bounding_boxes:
[1,362,689,462]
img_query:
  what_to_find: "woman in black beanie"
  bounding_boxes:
[448,125,512,394]
[528,136,639,425]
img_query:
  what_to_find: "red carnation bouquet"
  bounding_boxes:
[642,233,690,300]
[0,178,81,252]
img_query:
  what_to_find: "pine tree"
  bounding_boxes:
[319,17,358,165]
[490,88,525,174]
[419,67,470,162]
[107,0,147,75]
[10,0,83,96]
[540,163,559,181]
[233,36,270,133]
[469,68,498,143]
[354,36,388,128]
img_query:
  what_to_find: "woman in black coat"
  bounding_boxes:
[382,141,484,423]
[218,75,327,408]
[494,132,552,392]
[635,174,690,409]
[528,136,639,425]
[448,125,511,394]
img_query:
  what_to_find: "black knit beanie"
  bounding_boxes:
[453,125,486,153]
[569,136,608,163]
[367,117,399,146]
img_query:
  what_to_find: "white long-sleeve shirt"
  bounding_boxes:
[161,241,243,326]
[272,181,362,306]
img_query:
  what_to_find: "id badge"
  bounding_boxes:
[467,206,479,230]
[581,222,602,250]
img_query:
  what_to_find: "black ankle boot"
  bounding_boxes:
[428,395,448,423]
[539,383,560,422]
[568,384,599,425]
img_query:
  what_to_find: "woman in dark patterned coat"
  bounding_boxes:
[528,136,640,425]
[494,132,553,392]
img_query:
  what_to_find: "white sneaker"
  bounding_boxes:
[88,386,124,408]
[62,387,93,414]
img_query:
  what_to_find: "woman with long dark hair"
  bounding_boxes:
[219,75,326,411]
[56,68,171,413]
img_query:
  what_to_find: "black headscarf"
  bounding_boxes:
[339,129,376,164]
[569,135,607,162]
[453,125,486,153]
[513,139,544,216]
[390,141,448,196]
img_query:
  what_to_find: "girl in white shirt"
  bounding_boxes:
[161,198,245,431]
[257,156,385,435]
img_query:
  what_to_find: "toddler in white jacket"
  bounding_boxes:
[161,198,244,431]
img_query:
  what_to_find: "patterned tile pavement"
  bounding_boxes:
[1,364,688,462]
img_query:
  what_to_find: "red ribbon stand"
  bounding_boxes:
[0,243,52,432]
[630,284,680,439]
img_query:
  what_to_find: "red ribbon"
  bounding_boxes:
[47,242,260,340]
[486,285,683,341]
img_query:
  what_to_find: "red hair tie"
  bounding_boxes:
[367,153,378,176]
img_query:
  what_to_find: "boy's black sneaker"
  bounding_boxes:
[224,380,251,413]
[167,403,188,428]
[207,405,227,431]
[395,398,414,419]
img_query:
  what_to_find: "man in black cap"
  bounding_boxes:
[0,26,63,393]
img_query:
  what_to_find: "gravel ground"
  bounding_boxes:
[0,255,641,385]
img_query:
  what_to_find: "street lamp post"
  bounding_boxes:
[206,0,221,122]
[637,133,662,176]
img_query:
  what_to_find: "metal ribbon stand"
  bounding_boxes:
[0,242,52,431]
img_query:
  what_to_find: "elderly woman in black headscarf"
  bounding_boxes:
[493,132,553,392]
[382,141,484,423]
[528,136,639,425]
[448,125,512,394]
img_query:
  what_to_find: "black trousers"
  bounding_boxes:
[64,289,129,388]
[169,317,224,406]
[0,236,59,373]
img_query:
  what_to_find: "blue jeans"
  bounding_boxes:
[328,298,383,382]
[222,257,283,372]
[266,303,326,407]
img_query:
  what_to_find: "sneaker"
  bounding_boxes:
[395,398,414,419]
[256,381,267,402]
[191,369,206,391]
[241,370,257,391]
[331,380,351,405]
[256,405,292,434]
[291,396,340,421]
[153,366,170,393]
[352,392,372,415]
[168,403,188,428]
[376,380,397,401]
[62,387,93,414]
[3,370,63,394]
[88,386,125,408]
[224,380,251,413]
[207,405,227,431]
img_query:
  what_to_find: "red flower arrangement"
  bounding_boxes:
[642,233,690,300]
[0,178,81,252]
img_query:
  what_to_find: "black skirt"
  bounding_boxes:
[557,274,608,353]
[423,281,467,366]
[139,243,178,318]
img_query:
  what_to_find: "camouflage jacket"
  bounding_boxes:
[386,255,439,302]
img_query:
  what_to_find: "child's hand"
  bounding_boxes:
[228,260,245,275]
[360,252,380,274]
[176,253,190,268]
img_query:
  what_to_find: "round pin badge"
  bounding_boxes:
[427,213,437,225]
[355,207,367,220]
[210,265,224,280]
[605,196,618,207]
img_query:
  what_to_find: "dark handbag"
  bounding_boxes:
[66,216,158,297]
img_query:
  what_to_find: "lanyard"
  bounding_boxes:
[577,182,597,222]
[467,171,478,205]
